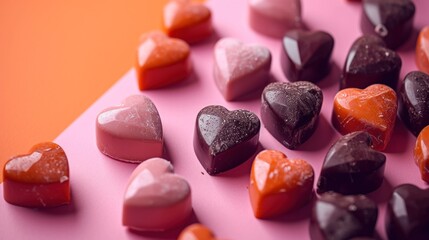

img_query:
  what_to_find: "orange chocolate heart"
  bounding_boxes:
[3,142,70,207]
[249,150,314,219]
[332,84,397,151]
[178,224,217,240]
[163,0,213,44]
[416,26,429,74]
[135,31,192,90]
[414,125,429,183]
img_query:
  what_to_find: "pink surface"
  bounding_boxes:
[1,0,429,239]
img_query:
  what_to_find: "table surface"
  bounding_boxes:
[1,0,429,239]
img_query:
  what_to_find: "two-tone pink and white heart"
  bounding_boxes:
[122,158,192,231]
[213,38,271,101]
[96,95,163,163]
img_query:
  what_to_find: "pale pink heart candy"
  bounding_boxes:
[214,38,272,101]
[96,95,163,163]
[248,0,302,38]
[122,158,192,231]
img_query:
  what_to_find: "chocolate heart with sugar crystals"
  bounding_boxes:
[96,95,163,163]
[214,38,271,101]
[361,0,415,49]
[281,29,334,82]
[122,158,192,231]
[310,192,378,240]
[193,105,260,175]
[340,35,402,90]
[261,81,323,149]
[317,131,386,195]
[398,71,429,136]
[385,184,429,240]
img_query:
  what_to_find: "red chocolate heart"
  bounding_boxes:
[3,142,70,207]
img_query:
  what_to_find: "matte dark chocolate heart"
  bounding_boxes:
[398,71,429,136]
[281,30,334,82]
[317,131,386,195]
[340,35,401,90]
[261,81,323,149]
[310,192,378,240]
[385,184,429,240]
[193,105,260,175]
[361,0,415,49]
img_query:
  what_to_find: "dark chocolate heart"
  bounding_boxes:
[317,131,386,195]
[280,30,334,82]
[310,192,378,240]
[340,35,402,90]
[398,71,429,136]
[385,184,429,240]
[193,105,260,175]
[361,0,415,49]
[261,81,323,149]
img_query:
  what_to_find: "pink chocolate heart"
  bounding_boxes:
[96,95,163,163]
[214,38,271,101]
[248,0,302,38]
[122,158,192,231]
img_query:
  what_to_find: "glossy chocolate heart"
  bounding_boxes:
[416,27,429,74]
[261,81,323,149]
[193,105,260,175]
[415,126,429,183]
[248,0,302,38]
[163,0,213,44]
[214,38,272,101]
[385,184,429,240]
[122,158,192,231]
[281,30,334,82]
[332,84,398,151]
[310,192,378,240]
[178,224,218,240]
[398,71,429,136]
[96,95,163,163]
[361,0,415,49]
[249,150,314,219]
[317,131,386,195]
[340,35,402,90]
[3,142,70,207]
[135,31,192,90]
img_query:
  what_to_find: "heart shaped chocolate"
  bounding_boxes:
[135,31,192,90]
[317,131,386,195]
[249,150,314,219]
[414,126,429,183]
[310,192,378,240]
[248,0,302,38]
[385,184,429,240]
[416,27,429,74]
[96,95,163,163]
[178,224,217,240]
[193,105,260,175]
[261,81,323,149]
[163,0,213,44]
[3,142,70,207]
[332,84,397,151]
[340,35,402,90]
[398,71,429,136]
[122,158,192,231]
[281,30,334,82]
[213,38,271,101]
[361,0,415,49]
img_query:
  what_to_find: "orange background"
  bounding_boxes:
[0,0,179,181]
